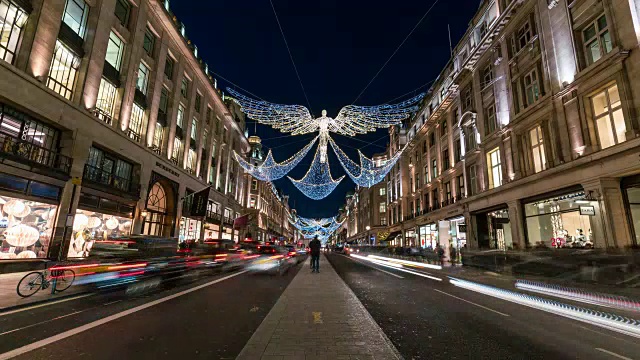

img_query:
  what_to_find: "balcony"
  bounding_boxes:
[127,129,141,142]
[83,164,139,196]
[0,133,72,175]
[92,107,113,125]
[205,210,221,223]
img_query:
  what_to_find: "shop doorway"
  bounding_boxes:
[475,208,512,250]
[143,180,176,237]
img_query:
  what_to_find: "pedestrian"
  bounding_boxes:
[436,244,445,266]
[309,236,321,273]
[450,246,457,264]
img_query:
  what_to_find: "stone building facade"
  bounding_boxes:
[0,0,250,261]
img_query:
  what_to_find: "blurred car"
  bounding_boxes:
[246,245,296,275]
[285,245,306,264]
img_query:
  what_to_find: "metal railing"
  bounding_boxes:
[0,133,71,174]
[83,164,133,193]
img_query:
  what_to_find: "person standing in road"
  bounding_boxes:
[309,236,321,273]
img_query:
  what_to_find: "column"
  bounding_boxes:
[582,178,633,248]
[507,200,526,250]
[145,32,170,148]
[181,75,198,169]
[25,0,66,81]
[165,55,186,160]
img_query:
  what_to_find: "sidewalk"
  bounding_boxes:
[0,271,85,311]
[237,254,401,360]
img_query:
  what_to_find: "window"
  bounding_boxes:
[486,147,502,189]
[443,149,450,170]
[432,188,439,208]
[380,216,387,226]
[85,147,133,192]
[105,31,124,71]
[143,27,155,56]
[583,15,612,66]
[484,104,497,135]
[187,149,196,172]
[441,119,448,136]
[62,0,88,38]
[464,125,477,152]
[422,140,427,153]
[128,103,145,141]
[429,132,435,147]
[114,0,130,27]
[251,179,258,190]
[191,118,198,140]
[523,68,541,106]
[462,84,473,110]
[158,88,169,114]
[424,165,429,183]
[457,175,465,198]
[181,78,189,98]
[0,0,27,64]
[176,104,185,128]
[454,139,462,163]
[591,83,626,149]
[47,41,80,100]
[512,17,533,54]
[530,125,546,173]
[432,158,438,179]
[95,78,117,123]
[379,187,386,196]
[136,62,150,95]
[195,93,202,113]
[164,56,174,79]
[445,181,452,203]
[172,138,183,164]
[153,122,164,149]
[379,201,386,213]
[482,64,493,88]
[467,164,478,196]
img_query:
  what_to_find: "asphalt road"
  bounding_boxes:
[0,262,304,360]
[326,252,640,360]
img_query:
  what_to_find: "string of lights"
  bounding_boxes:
[329,137,403,187]
[287,141,345,200]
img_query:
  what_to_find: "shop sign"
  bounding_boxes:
[458,224,467,233]
[156,162,180,178]
[579,206,595,216]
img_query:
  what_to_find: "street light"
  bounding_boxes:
[141,210,149,219]
[365,225,371,231]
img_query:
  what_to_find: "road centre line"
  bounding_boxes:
[432,288,510,317]
[0,270,248,360]
[595,348,634,360]
[0,293,94,317]
[345,255,404,278]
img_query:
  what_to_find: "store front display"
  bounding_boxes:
[67,210,132,258]
[525,191,593,249]
[179,217,201,242]
[448,216,467,250]
[204,223,220,240]
[405,229,416,247]
[0,196,58,259]
[475,208,512,250]
[418,223,438,249]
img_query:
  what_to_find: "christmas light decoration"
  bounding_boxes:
[233,136,318,181]
[289,215,345,243]
[288,142,344,200]
[329,137,403,187]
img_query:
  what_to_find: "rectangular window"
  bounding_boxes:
[380,216,387,226]
[114,0,130,27]
[195,93,202,113]
[251,179,258,190]
[379,187,386,196]
[454,139,462,163]
[583,15,612,66]
[482,64,493,88]
[143,26,155,56]
[136,62,150,95]
[176,104,185,128]
[379,201,386,213]
[523,68,541,106]
[432,158,438,179]
[0,0,27,64]
[191,118,198,140]
[464,125,477,151]
[128,103,144,141]
[445,181,452,203]
[164,56,174,79]
[486,147,502,189]
[462,84,473,110]
[187,149,196,172]
[457,174,465,198]
[441,119,448,136]
[158,88,169,114]
[85,147,132,192]
[429,132,435,147]
[443,149,450,170]
[512,17,533,54]
[172,138,183,164]
[424,165,429,183]
[484,104,497,135]
[591,83,626,149]
[62,0,88,38]
[47,41,80,100]
[153,124,163,151]
[105,31,124,71]
[422,140,427,154]
[95,78,117,124]
[432,189,439,208]
[530,125,546,173]
[467,164,477,196]
[181,78,189,98]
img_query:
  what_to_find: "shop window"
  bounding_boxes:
[142,26,155,57]
[164,56,174,79]
[128,103,145,142]
[47,41,80,100]
[105,32,124,72]
[486,147,502,189]
[591,83,626,149]
[62,0,88,38]
[582,15,612,66]
[479,209,513,250]
[524,192,592,248]
[0,0,28,64]
[530,125,546,173]
[68,210,132,258]
[114,0,130,27]
[176,104,185,128]
[0,195,58,259]
[95,78,117,124]
[136,61,150,95]
[172,138,183,164]
[484,104,497,135]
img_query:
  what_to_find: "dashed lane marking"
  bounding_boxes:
[433,288,510,317]
[595,348,634,360]
[344,254,404,279]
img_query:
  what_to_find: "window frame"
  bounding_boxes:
[142,26,155,57]
[0,0,27,64]
[114,0,130,27]
[590,83,626,149]
[95,77,118,123]
[486,147,503,189]
[105,31,124,71]
[582,14,613,67]
[484,104,497,135]
[62,0,89,39]
[529,125,546,173]
[47,41,81,100]
[136,61,150,95]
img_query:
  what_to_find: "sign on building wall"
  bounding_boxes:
[579,206,595,216]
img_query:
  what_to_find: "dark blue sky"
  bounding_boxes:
[170,0,481,218]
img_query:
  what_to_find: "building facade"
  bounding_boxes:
[348,0,640,260]
[0,0,251,261]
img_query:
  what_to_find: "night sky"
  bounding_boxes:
[170,0,481,218]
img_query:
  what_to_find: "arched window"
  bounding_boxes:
[143,182,168,236]
[147,182,166,212]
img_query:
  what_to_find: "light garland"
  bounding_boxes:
[289,215,345,243]
[288,141,344,200]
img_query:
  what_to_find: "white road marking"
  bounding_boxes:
[350,254,442,281]
[0,270,247,360]
[0,293,93,317]
[345,255,404,278]
[0,310,86,336]
[433,288,510,317]
[595,348,634,360]
[102,300,122,306]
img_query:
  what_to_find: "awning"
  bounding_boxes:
[382,231,402,241]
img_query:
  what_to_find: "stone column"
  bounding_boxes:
[165,55,186,160]
[181,75,198,169]
[25,0,66,81]
[145,33,170,148]
[582,178,633,248]
[507,200,526,250]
